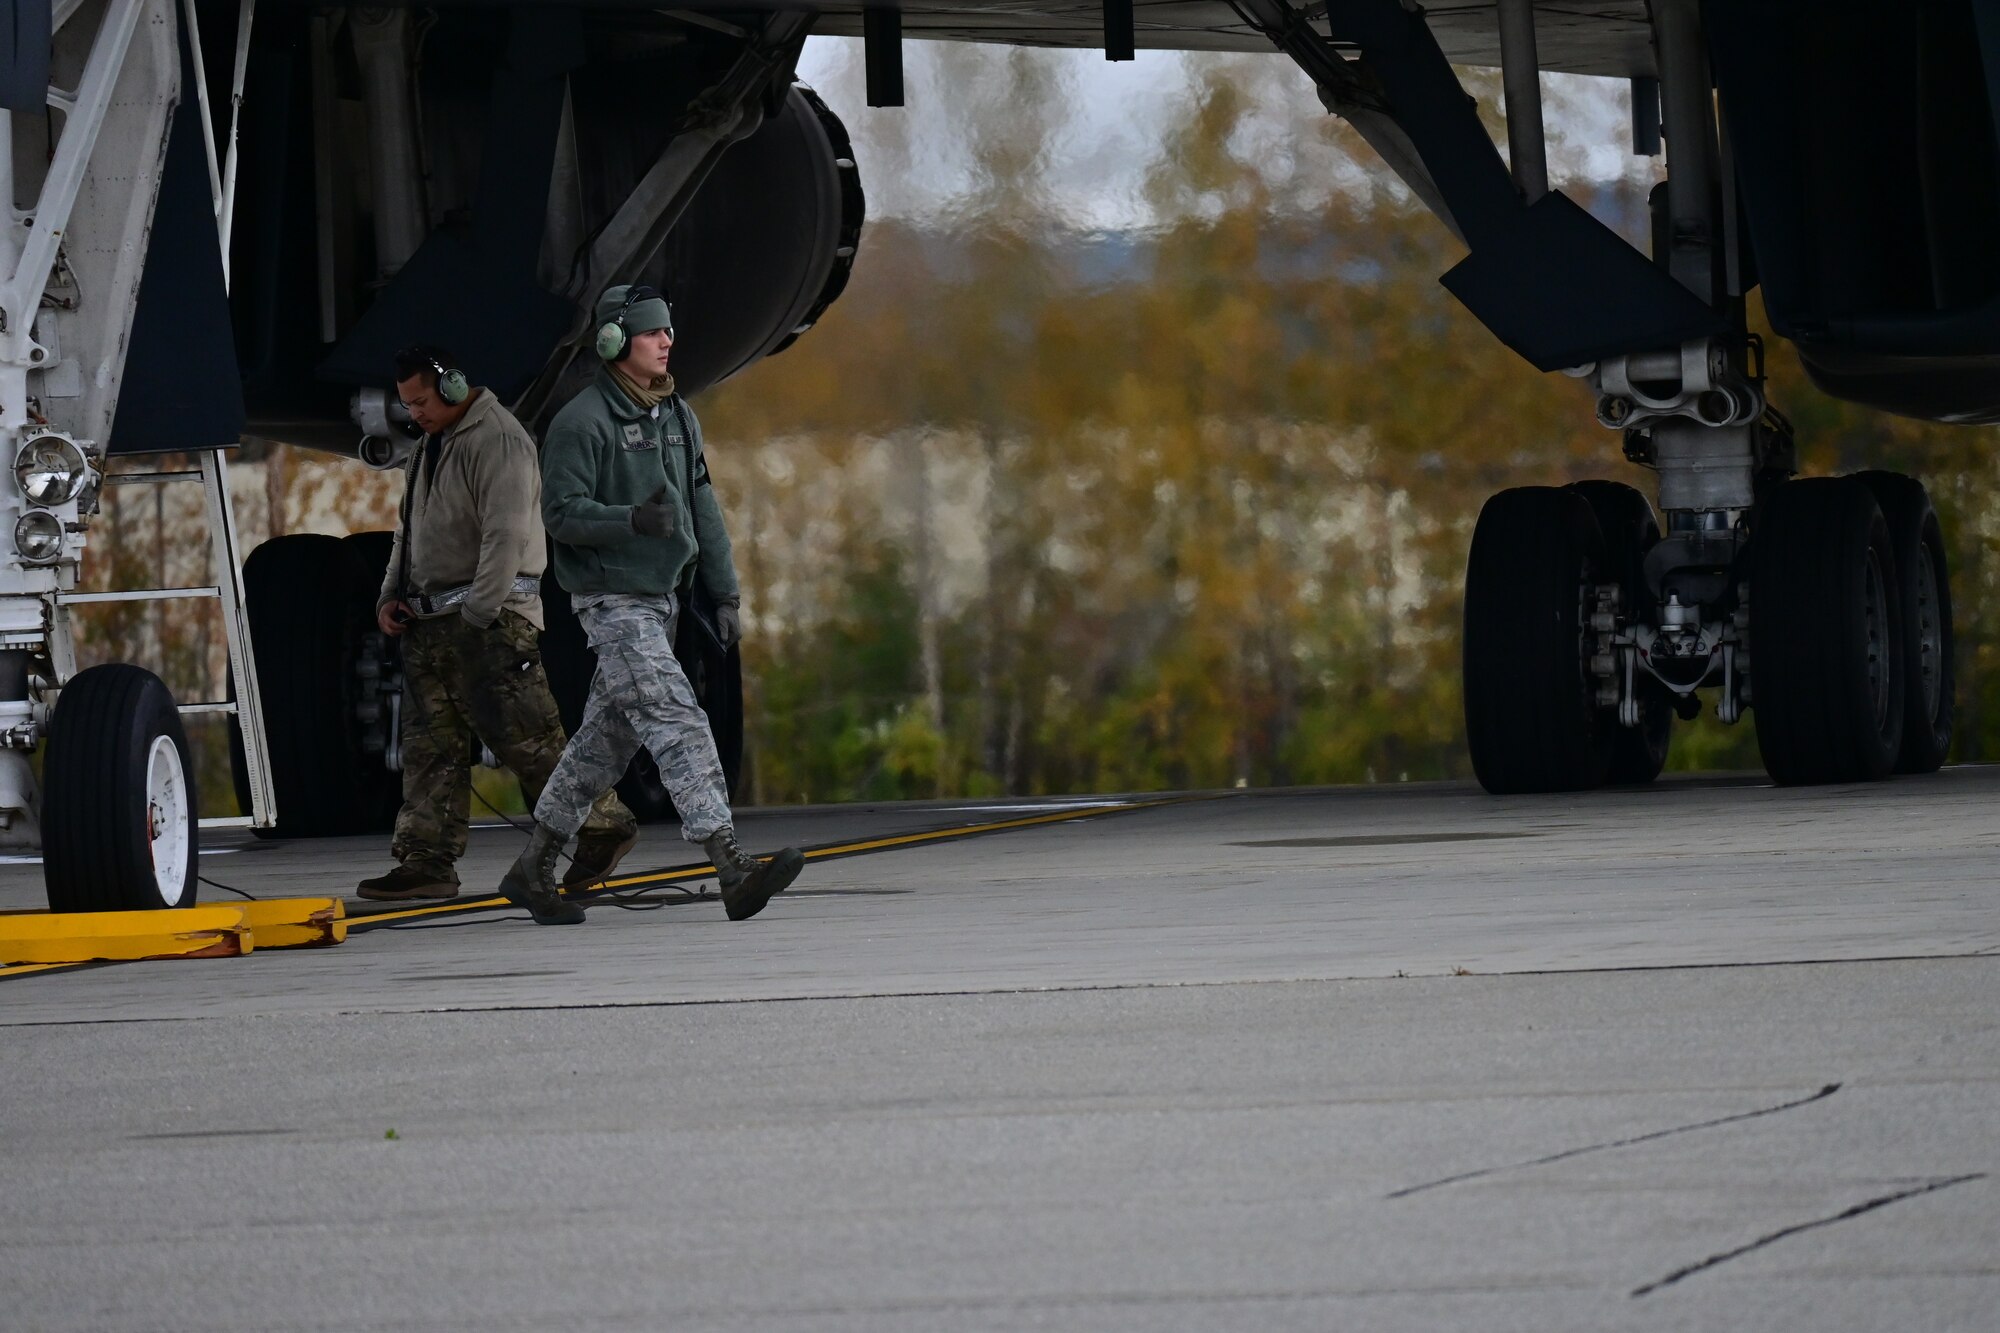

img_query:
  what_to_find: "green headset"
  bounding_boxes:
[427,353,469,406]
[594,284,673,362]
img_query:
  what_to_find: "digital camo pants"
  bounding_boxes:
[394,609,636,875]
[535,593,733,844]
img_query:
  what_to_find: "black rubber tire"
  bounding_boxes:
[541,572,745,825]
[44,664,199,912]
[1852,471,1954,773]
[1568,479,1672,785]
[342,530,397,593]
[1750,477,1906,785]
[1463,486,1614,794]
[234,533,400,836]
[339,531,406,822]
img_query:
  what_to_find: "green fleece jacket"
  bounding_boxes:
[540,367,739,601]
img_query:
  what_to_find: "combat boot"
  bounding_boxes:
[563,827,639,891]
[357,863,460,901]
[703,828,804,921]
[498,824,586,926]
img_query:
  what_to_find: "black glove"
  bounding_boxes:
[630,486,675,538]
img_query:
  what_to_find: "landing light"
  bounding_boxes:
[14,509,64,563]
[14,434,87,507]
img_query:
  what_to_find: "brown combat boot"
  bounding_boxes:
[357,863,460,901]
[563,827,639,890]
[702,828,804,921]
[497,825,586,925]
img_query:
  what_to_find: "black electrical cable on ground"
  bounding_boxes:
[380,913,535,929]
[189,785,706,925]
[468,783,707,910]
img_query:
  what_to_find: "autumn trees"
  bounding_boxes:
[705,50,1999,802]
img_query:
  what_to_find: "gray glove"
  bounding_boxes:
[715,601,741,649]
[631,486,675,538]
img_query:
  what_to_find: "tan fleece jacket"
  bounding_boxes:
[377,389,548,630]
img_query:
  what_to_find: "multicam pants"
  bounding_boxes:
[393,609,635,874]
[535,594,733,844]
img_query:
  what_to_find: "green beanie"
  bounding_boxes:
[595,284,672,337]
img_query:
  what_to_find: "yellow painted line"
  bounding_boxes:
[347,798,1189,930]
[350,894,513,927]
[601,798,1190,890]
[0,800,1200,964]
[0,960,76,978]
[0,905,253,965]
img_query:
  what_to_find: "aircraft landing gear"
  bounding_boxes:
[1460,0,1957,794]
[1230,0,1961,793]
[1463,463,1954,793]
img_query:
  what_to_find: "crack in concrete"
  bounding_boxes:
[1388,1083,1843,1199]
[1631,1173,1987,1296]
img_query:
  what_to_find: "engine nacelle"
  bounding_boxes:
[222,7,863,455]
[653,84,864,397]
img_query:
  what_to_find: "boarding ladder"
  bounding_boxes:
[52,453,274,831]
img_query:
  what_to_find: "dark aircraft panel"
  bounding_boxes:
[314,8,586,403]
[1711,0,2000,422]
[111,1,245,455]
[707,0,1660,74]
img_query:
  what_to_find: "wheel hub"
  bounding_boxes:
[145,734,190,908]
[1913,543,1942,722]
[1863,548,1892,731]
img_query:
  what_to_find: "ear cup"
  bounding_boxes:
[595,322,627,361]
[437,368,470,405]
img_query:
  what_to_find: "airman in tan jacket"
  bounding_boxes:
[356,346,635,903]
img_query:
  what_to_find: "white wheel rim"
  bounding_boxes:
[146,734,191,907]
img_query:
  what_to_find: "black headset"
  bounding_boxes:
[595,285,673,362]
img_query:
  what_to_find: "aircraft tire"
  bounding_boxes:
[1851,471,1954,773]
[44,664,198,912]
[1567,479,1672,785]
[1749,477,1905,785]
[337,531,405,826]
[1463,486,1614,794]
[236,533,399,836]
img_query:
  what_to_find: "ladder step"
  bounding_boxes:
[177,701,237,715]
[197,816,254,830]
[58,586,222,605]
[104,470,204,486]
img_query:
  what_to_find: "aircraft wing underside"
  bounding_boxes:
[706,1,1657,77]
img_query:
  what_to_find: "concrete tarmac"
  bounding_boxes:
[2,770,1995,1330]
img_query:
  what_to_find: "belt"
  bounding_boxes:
[411,576,541,616]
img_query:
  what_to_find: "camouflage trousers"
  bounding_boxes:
[393,609,635,874]
[535,594,733,843]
